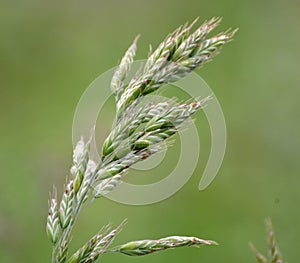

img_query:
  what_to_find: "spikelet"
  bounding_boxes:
[112,235,217,256]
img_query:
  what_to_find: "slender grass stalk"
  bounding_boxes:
[46,17,237,262]
[250,219,283,263]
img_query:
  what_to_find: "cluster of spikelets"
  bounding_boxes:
[250,219,283,263]
[46,17,236,263]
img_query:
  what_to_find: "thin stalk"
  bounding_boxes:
[51,245,56,263]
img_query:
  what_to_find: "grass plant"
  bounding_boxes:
[46,17,237,263]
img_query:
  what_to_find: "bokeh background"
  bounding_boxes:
[1,0,299,262]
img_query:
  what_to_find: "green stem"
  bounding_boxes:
[51,245,56,263]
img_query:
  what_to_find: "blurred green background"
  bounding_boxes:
[1,0,299,262]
